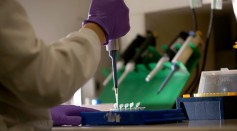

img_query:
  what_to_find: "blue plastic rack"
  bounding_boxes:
[81,109,186,126]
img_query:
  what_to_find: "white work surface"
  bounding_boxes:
[53,119,237,131]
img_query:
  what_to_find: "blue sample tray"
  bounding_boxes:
[81,109,186,126]
[176,96,237,120]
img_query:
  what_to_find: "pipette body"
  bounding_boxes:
[171,31,203,64]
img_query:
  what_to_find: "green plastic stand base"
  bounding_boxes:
[99,62,190,110]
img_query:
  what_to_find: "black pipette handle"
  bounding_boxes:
[121,35,145,64]
[165,31,189,59]
[130,31,156,63]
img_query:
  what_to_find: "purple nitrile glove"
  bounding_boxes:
[83,0,130,44]
[50,105,100,126]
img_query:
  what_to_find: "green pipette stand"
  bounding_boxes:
[99,43,201,110]
[99,62,189,110]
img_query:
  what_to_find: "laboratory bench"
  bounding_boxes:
[53,119,237,131]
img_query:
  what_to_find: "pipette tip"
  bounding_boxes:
[145,76,151,82]
[157,88,162,94]
[115,87,118,94]
[115,88,118,107]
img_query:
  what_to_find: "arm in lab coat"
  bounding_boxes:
[0,0,101,107]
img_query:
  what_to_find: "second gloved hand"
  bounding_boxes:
[50,105,100,126]
[83,0,130,44]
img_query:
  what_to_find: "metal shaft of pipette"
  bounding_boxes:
[157,63,179,94]
[106,40,119,107]
[109,51,118,94]
[103,60,124,86]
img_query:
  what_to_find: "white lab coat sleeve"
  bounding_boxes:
[0,0,101,107]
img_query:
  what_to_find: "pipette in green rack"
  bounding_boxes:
[157,31,203,93]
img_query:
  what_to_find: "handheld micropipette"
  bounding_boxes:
[106,40,119,108]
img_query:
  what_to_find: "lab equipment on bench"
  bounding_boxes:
[99,32,202,110]
[177,96,237,120]
[106,40,120,108]
[111,102,145,111]
[103,35,146,86]
[146,31,189,82]
[157,31,204,93]
[176,68,237,120]
[198,68,237,94]
[99,62,191,109]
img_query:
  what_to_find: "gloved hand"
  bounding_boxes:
[83,0,130,44]
[50,105,99,126]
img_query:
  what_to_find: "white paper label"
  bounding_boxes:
[233,0,237,21]
[189,0,203,8]
[211,0,223,10]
